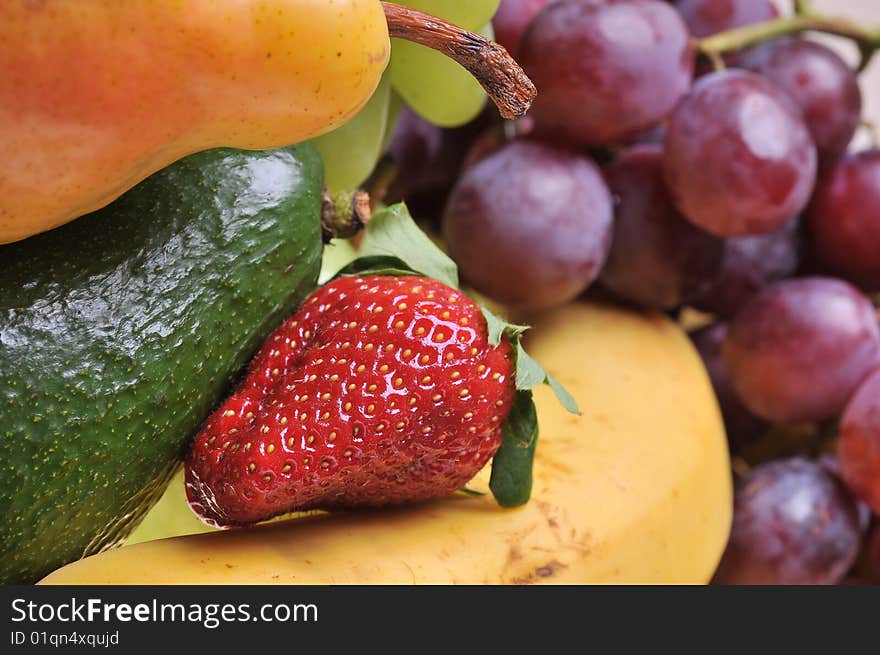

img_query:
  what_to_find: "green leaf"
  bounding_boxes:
[358,203,459,288]
[331,254,418,280]
[514,343,546,390]
[480,305,529,348]
[480,305,581,415]
[515,343,581,415]
[490,391,539,507]
[318,238,360,283]
[457,487,488,497]
[546,373,581,415]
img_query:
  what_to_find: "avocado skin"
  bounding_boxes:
[0,144,323,583]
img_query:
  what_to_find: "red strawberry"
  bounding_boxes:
[185,274,516,526]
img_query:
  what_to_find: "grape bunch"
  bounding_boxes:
[313,0,502,192]
[374,0,880,585]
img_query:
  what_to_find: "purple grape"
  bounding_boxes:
[385,107,489,216]
[691,323,766,451]
[519,0,694,146]
[600,144,724,310]
[838,367,880,514]
[442,140,613,312]
[674,0,777,38]
[663,70,818,237]
[625,124,668,147]
[713,458,862,585]
[493,0,555,56]
[818,453,874,535]
[864,523,880,584]
[739,38,862,167]
[722,277,880,423]
[690,217,801,319]
[806,150,880,292]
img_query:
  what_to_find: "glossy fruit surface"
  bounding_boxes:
[443,141,613,311]
[690,217,801,318]
[600,144,723,310]
[313,72,395,192]
[41,302,733,584]
[663,70,817,236]
[838,367,880,513]
[691,323,766,451]
[493,0,554,55]
[186,275,515,526]
[713,458,861,585]
[806,150,880,291]
[0,0,389,243]
[519,0,694,146]
[740,38,862,167]
[722,277,880,424]
[385,106,489,215]
[0,144,324,583]
[674,0,777,37]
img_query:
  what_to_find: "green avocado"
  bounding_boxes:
[0,144,324,583]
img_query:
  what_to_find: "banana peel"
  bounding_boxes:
[40,302,732,584]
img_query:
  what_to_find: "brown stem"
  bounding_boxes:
[361,155,399,211]
[382,2,536,120]
[321,189,372,242]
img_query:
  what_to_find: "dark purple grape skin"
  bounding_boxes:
[838,367,880,514]
[722,277,880,424]
[386,107,451,198]
[442,141,613,312]
[492,0,555,56]
[818,453,874,535]
[385,107,489,207]
[600,144,724,310]
[674,0,777,38]
[739,38,862,168]
[690,217,801,319]
[806,150,880,292]
[519,0,694,147]
[691,323,767,451]
[624,123,668,147]
[864,523,880,584]
[713,458,862,585]
[663,70,818,237]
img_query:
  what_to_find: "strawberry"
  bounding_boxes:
[185,274,516,527]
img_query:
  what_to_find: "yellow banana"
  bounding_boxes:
[40,302,732,584]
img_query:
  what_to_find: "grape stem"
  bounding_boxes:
[793,0,813,16]
[382,2,537,120]
[697,10,880,71]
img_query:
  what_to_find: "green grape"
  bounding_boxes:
[397,0,499,31]
[391,22,493,128]
[381,90,406,153]
[317,1,500,183]
[313,72,393,192]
